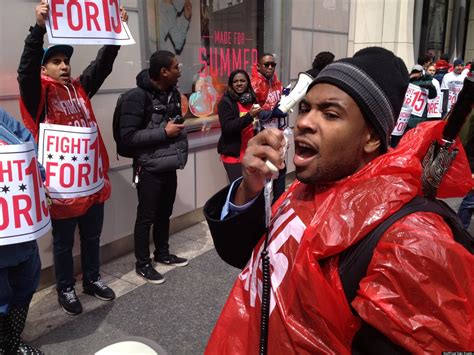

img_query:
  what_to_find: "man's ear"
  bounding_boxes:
[160,67,168,79]
[41,65,47,75]
[364,128,382,154]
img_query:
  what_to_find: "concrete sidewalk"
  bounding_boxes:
[25,221,239,354]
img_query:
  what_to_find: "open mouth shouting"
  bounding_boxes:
[294,138,318,168]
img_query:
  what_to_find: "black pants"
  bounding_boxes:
[52,203,104,290]
[134,169,177,268]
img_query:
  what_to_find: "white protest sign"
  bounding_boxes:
[45,0,135,45]
[0,142,51,246]
[38,124,104,199]
[403,83,428,117]
[447,81,464,112]
[391,105,413,136]
[427,92,443,118]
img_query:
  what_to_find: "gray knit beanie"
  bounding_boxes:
[310,47,409,151]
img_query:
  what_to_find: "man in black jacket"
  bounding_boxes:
[17,0,127,316]
[118,50,189,284]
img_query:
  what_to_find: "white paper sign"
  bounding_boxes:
[0,142,51,246]
[447,81,464,111]
[403,83,428,117]
[427,92,443,118]
[392,105,413,136]
[45,0,135,45]
[38,124,104,199]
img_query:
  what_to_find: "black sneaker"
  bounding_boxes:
[83,277,116,301]
[154,254,189,267]
[136,264,165,284]
[58,287,83,315]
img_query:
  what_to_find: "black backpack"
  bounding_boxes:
[112,92,134,159]
[338,196,474,353]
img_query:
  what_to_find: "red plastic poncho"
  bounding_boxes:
[206,121,474,354]
[251,64,282,111]
[20,75,111,219]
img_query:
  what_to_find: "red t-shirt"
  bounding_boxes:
[221,102,254,163]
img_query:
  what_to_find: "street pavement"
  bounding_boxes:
[23,198,469,354]
[25,221,239,355]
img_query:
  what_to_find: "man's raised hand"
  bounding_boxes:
[234,128,286,205]
[36,0,49,28]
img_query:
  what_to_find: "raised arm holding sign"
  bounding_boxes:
[16,0,129,316]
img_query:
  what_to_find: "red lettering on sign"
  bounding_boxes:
[220,48,230,76]
[85,1,101,31]
[91,137,100,182]
[77,164,91,187]
[60,163,75,188]
[13,195,33,228]
[0,161,13,183]
[46,162,58,187]
[108,0,121,33]
[0,198,8,231]
[67,0,84,31]
[51,0,65,30]
[26,157,49,222]
[243,48,250,71]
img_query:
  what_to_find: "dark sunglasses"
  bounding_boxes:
[262,62,277,68]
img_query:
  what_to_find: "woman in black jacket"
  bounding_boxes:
[217,69,262,182]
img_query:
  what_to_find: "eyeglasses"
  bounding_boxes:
[262,62,277,68]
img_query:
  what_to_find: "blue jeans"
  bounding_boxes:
[0,242,41,314]
[52,203,104,290]
[457,191,474,229]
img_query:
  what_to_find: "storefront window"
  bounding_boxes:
[157,0,260,134]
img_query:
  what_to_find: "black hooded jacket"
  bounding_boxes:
[118,69,188,173]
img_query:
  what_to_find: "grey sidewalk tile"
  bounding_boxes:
[24,220,217,344]
[23,275,135,342]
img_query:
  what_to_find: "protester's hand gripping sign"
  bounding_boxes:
[38,124,104,199]
[447,81,464,112]
[45,0,135,45]
[0,142,51,246]
[403,83,428,117]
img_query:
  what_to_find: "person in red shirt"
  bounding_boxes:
[17,0,127,316]
[251,53,286,202]
[204,47,474,353]
[217,69,262,182]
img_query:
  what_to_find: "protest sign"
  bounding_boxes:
[38,124,104,199]
[391,105,413,136]
[45,0,135,45]
[447,81,464,112]
[427,92,443,118]
[0,142,51,246]
[403,83,428,117]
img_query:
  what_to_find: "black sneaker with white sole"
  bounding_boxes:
[83,277,116,301]
[154,254,189,267]
[57,287,83,315]
[136,264,165,284]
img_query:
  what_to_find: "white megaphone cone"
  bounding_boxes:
[276,72,314,114]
